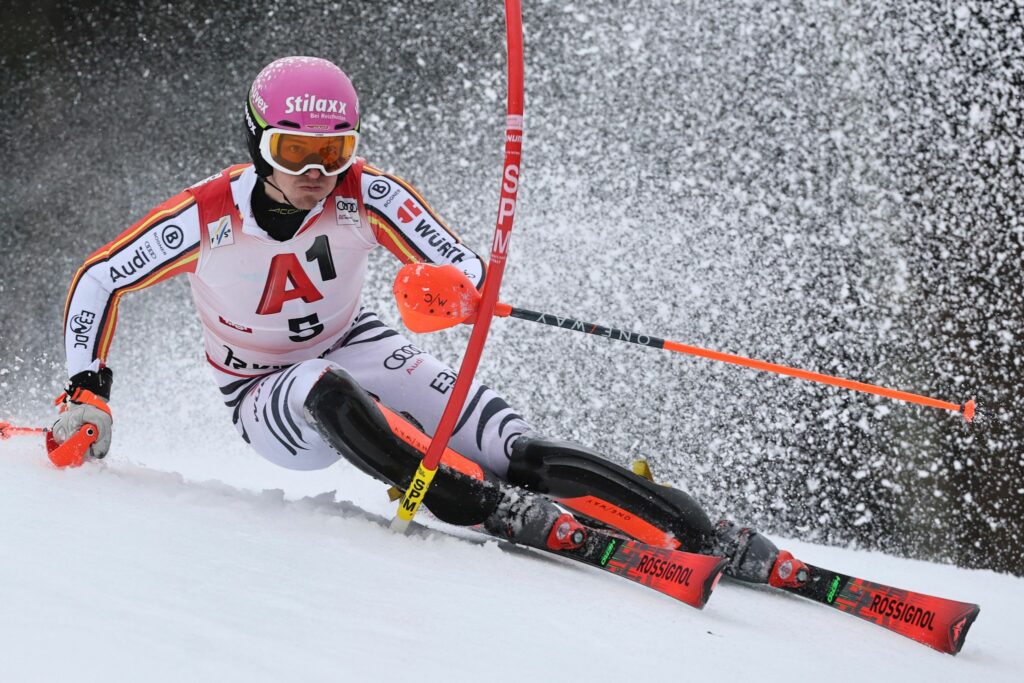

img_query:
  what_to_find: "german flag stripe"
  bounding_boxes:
[82,195,195,268]
[63,194,196,326]
[362,164,467,244]
[87,241,199,353]
[93,246,200,361]
[368,209,424,264]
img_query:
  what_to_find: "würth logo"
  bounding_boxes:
[397,198,422,224]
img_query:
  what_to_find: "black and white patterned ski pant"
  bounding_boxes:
[211,310,530,476]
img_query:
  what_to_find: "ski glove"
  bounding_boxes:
[52,368,114,460]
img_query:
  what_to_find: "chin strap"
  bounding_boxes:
[262,177,298,209]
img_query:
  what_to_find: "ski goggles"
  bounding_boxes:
[259,129,359,176]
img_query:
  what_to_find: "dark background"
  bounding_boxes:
[1,0,1021,575]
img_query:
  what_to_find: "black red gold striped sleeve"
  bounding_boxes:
[63,190,202,378]
[360,165,486,289]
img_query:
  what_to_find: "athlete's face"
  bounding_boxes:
[268,168,337,210]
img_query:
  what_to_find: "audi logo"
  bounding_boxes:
[384,344,424,370]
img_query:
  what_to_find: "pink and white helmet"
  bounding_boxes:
[244,56,360,176]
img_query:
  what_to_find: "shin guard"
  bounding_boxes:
[303,368,502,526]
[506,436,714,551]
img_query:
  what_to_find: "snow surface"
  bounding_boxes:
[1,438,1020,683]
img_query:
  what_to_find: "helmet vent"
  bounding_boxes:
[334,122,350,130]
[276,120,301,129]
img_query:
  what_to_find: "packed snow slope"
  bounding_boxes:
[1,440,1020,683]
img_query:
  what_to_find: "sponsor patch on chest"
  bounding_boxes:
[208,215,234,248]
[335,196,359,227]
[218,316,252,333]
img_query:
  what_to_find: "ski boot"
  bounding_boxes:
[483,489,587,552]
[708,520,808,587]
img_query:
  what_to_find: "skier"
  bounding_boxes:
[52,55,806,588]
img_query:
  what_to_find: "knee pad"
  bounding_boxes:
[303,367,502,526]
[507,436,713,550]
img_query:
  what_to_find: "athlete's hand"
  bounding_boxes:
[52,369,114,460]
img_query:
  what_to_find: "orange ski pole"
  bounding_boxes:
[0,421,47,439]
[393,264,976,422]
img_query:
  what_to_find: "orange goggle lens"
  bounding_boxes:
[267,132,357,175]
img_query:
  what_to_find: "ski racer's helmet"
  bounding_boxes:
[244,56,360,177]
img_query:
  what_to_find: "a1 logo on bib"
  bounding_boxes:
[335,197,359,227]
[208,215,234,249]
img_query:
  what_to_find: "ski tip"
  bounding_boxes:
[961,399,976,423]
[949,604,981,656]
[698,557,729,609]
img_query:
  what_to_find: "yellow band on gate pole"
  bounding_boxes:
[391,462,438,531]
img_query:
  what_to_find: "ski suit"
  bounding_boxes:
[62,162,529,475]
[62,161,783,583]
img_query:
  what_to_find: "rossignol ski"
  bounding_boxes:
[477,490,727,609]
[781,562,980,655]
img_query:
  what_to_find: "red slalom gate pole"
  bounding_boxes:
[391,0,525,532]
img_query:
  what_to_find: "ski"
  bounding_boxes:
[781,562,980,655]
[476,494,727,609]
[548,524,727,609]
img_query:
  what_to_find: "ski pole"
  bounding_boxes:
[0,420,99,467]
[390,0,526,532]
[0,421,47,439]
[392,264,976,422]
